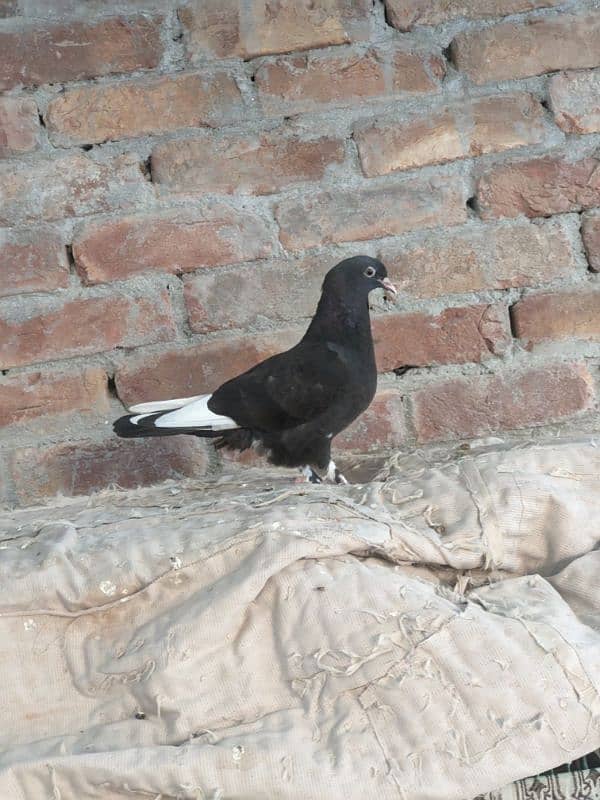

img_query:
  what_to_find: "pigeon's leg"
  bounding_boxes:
[298,465,322,484]
[325,460,348,485]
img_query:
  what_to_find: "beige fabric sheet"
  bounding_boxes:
[0,437,599,799]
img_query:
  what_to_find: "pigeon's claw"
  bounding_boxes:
[335,470,348,485]
[325,460,348,485]
[299,466,323,484]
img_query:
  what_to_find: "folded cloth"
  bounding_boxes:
[0,437,598,799]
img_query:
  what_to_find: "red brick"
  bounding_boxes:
[184,254,324,333]
[0,152,153,225]
[549,69,600,135]
[0,16,163,91]
[115,328,303,406]
[379,218,578,299]
[477,156,600,219]
[511,290,600,345]
[336,389,406,452]
[0,97,40,157]
[45,72,243,147]
[355,94,547,177]
[179,0,371,61]
[9,436,210,506]
[451,12,600,85]
[412,363,595,443]
[151,132,345,196]
[373,304,510,372]
[0,290,176,369]
[582,212,600,273]
[385,0,562,30]
[0,367,109,428]
[73,206,274,285]
[0,228,69,297]
[276,176,468,251]
[254,45,443,115]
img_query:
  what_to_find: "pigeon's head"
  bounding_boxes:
[324,256,397,302]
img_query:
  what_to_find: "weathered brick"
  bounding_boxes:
[336,389,406,452]
[0,16,163,90]
[355,94,548,177]
[511,290,600,345]
[477,156,600,219]
[0,290,176,369]
[549,70,600,135]
[184,254,323,333]
[45,73,243,147]
[73,206,274,285]
[384,0,562,30]
[179,0,371,61]
[373,304,510,372]
[451,12,600,85]
[0,367,109,427]
[151,133,345,196]
[582,212,600,273]
[115,329,303,405]
[0,97,40,157]
[254,45,443,115]
[0,152,153,225]
[276,176,468,251]
[412,363,595,443]
[0,228,69,297]
[9,436,209,506]
[184,250,478,338]
[379,218,578,299]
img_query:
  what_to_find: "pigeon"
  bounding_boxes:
[114,256,397,484]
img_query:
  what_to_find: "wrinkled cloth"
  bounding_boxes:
[0,437,599,800]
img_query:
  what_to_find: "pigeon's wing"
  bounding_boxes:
[208,340,354,432]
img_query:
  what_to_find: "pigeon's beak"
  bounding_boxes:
[380,277,398,300]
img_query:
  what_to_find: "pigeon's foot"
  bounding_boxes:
[326,460,348,485]
[297,465,322,484]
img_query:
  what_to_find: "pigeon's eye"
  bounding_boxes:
[364,266,376,278]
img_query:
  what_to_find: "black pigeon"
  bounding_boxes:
[114,256,397,484]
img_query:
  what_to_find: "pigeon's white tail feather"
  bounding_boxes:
[153,394,239,431]
[128,394,205,414]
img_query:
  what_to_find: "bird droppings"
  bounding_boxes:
[232,744,244,762]
[170,556,182,570]
[99,581,117,596]
[23,618,36,631]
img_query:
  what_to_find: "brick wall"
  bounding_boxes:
[1,0,599,506]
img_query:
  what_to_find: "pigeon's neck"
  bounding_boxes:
[304,291,374,352]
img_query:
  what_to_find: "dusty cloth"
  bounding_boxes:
[0,437,599,800]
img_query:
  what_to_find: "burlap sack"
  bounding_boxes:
[0,437,598,799]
